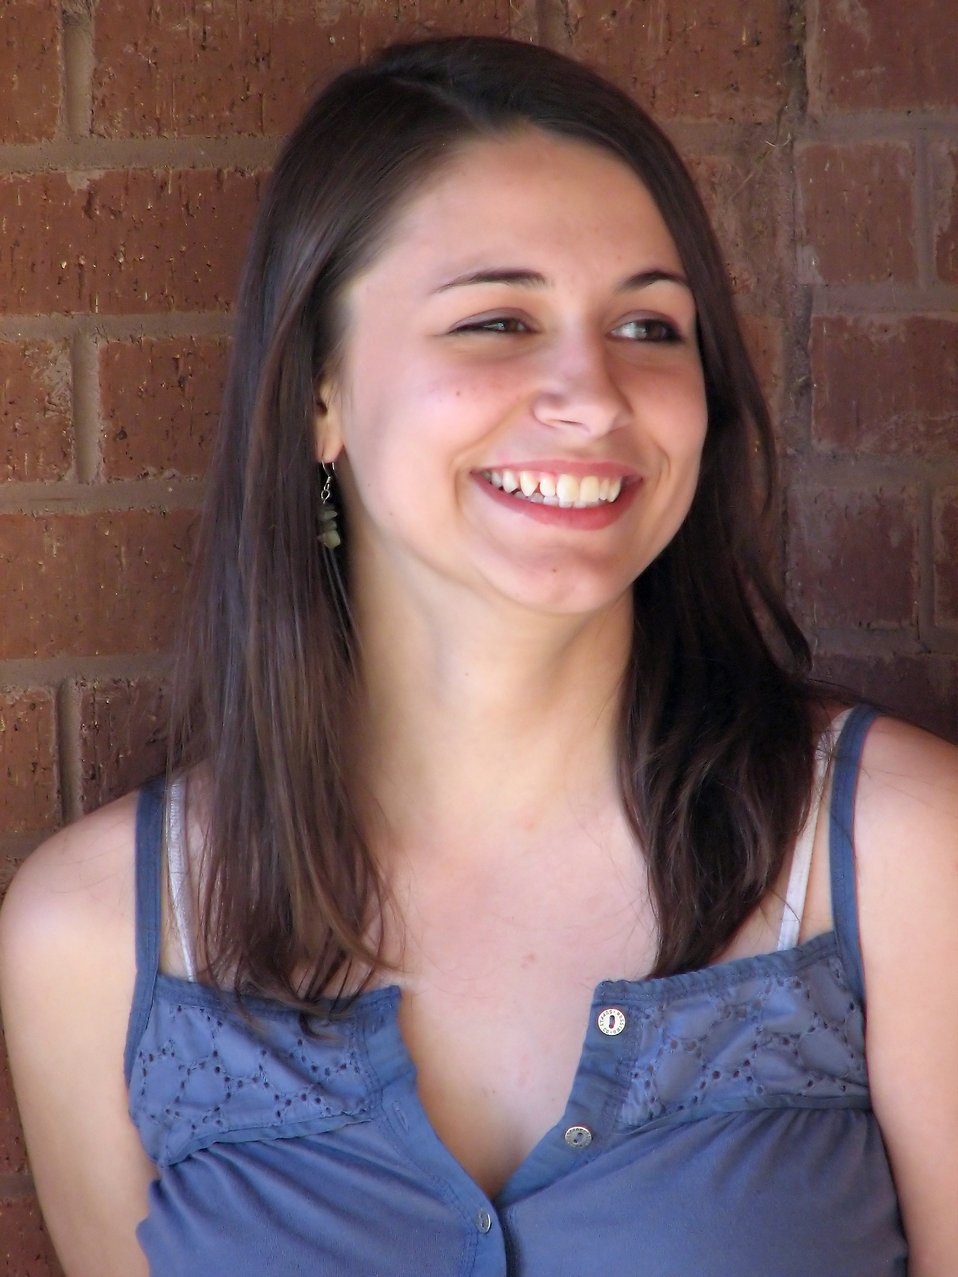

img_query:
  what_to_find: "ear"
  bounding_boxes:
[313,379,344,466]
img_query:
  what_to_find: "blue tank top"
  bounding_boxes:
[125,705,907,1274]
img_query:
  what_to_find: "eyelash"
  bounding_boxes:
[612,318,681,343]
[453,317,529,335]
[452,316,682,342]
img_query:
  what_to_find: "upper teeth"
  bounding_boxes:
[483,469,623,508]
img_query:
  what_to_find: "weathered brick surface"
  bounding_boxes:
[740,313,785,423]
[933,487,958,628]
[813,653,958,743]
[808,0,958,114]
[0,511,196,660]
[0,1049,27,1176]
[0,342,72,481]
[92,0,518,138]
[361,0,520,43]
[0,1192,63,1277]
[787,486,919,630]
[99,337,228,479]
[0,1,62,143]
[0,170,262,316]
[0,850,30,899]
[565,0,792,123]
[0,690,58,836]
[811,316,958,455]
[932,143,958,285]
[79,677,171,812]
[686,147,791,302]
[797,143,916,285]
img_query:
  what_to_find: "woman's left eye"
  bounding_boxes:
[612,318,680,342]
[452,316,530,334]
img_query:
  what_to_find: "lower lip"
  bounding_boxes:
[473,475,639,529]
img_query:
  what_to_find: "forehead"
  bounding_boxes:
[359,129,686,288]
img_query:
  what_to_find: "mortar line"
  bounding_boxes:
[56,677,83,825]
[71,328,100,483]
[61,3,94,141]
[536,0,569,48]
[913,131,934,291]
[0,653,172,685]
[916,480,935,645]
[0,136,279,175]
[0,478,204,515]
[0,1173,38,1199]
[785,283,815,455]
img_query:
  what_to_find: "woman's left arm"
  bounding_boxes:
[855,716,958,1276]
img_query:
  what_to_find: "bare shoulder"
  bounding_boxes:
[853,715,958,1276]
[0,792,153,1277]
[856,712,958,838]
[853,714,958,930]
[1,790,140,953]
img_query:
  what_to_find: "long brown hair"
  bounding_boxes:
[169,35,819,1002]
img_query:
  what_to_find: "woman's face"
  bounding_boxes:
[318,129,707,621]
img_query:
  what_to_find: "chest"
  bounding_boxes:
[135,946,891,1277]
[378,832,784,1197]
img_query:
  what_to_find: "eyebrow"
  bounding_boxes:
[433,267,692,293]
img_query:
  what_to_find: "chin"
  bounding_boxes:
[488,569,639,620]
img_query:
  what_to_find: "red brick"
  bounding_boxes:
[797,143,916,285]
[0,690,58,835]
[787,485,919,630]
[740,313,785,423]
[78,677,170,812]
[685,147,791,301]
[99,337,227,479]
[0,1,62,143]
[932,143,958,285]
[808,0,958,113]
[0,170,262,316]
[360,0,519,43]
[811,316,958,455]
[0,1047,27,1176]
[0,848,33,898]
[812,652,958,743]
[0,1192,62,1277]
[1,854,17,897]
[0,343,72,482]
[92,0,516,138]
[566,0,791,123]
[933,487,958,628]
[0,511,196,660]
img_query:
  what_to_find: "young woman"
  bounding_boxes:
[1,36,955,1277]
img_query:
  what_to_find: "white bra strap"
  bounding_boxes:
[165,775,198,981]
[776,708,853,951]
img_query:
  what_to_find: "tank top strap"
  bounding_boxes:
[829,704,880,1007]
[776,708,852,951]
[124,774,167,1084]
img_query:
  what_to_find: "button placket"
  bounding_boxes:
[556,1004,630,1160]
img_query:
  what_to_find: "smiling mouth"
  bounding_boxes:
[480,469,624,509]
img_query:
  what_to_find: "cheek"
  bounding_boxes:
[647,369,708,456]
[675,362,709,444]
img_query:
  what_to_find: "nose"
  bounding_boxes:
[531,334,632,436]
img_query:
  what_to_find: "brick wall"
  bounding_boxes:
[0,1,955,1269]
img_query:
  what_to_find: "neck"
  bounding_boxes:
[351,577,634,858]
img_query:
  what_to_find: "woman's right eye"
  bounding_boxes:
[452,316,530,334]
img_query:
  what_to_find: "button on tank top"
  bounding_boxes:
[125,705,907,1274]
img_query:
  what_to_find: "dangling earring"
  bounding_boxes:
[319,462,341,549]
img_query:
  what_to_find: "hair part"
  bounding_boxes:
[169,35,820,1005]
